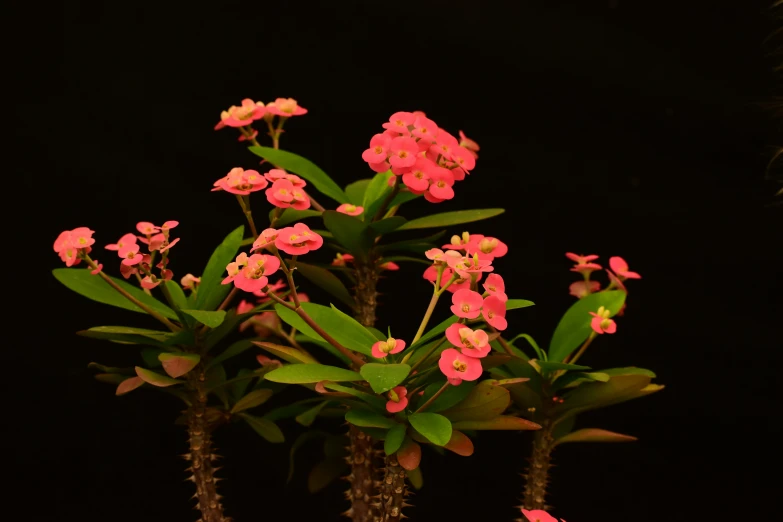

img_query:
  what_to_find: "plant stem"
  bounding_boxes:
[186,366,228,522]
[493,330,515,356]
[411,291,440,345]
[82,254,181,332]
[345,426,381,522]
[376,454,409,522]
[353,260,379,328]
[565,332,597,365]
[414,381,450,413]
[235,194,259,239]
[521,420,555,512]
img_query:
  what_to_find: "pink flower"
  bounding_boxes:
[446,253,494,279]
[148,233,166,252]
[53,228,94,267]
[483,274,508,302]
[136,222,160,236]
[119,243,144,266]
[445,323,490,358]
[450,146,476,172]
[605,268,627,292]
[379,261,399,271]
[566,253,599,264]
[222,252,249,285]
[430,131,459,161]
[140,275,161,289]
[520,509,560,522]
[589,306,617,334]
[458,130,480,159]
[411,116,439,141]
[232,254,281,293]
[466,235,508,260]
[425,248,446,263]
[181,274,200,290]
[368,160,391,173]
[362,133,392,164]
[450,289,484,319]
[90,262,103,275]
[569,280,600,298]
[402,157,434,192]
[68,227,96,249]
[215,98,266,129]
[443,231,472,251]
[266,98,307,117]
[105,233,137,252]
[481,295,508,330]
[424,167,455,203]
[238,129,258,142]
[212,168,268,195]
[274,223,323,255]
[161,220,179,231]
[386,386,409,413]
[159,237,180,253]
[237,299,255,315]
[251,228,279,252]
[438,348,483,382]
[336,203,364,216]
[331,253,355,266]
[609,256,641,280]
[382,111,416,135]
[389,137,418,169]
[371,337,406,359]
[266,179,311,210]
[264,169,306,188]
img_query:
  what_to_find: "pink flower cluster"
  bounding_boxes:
[214,97,307,131]
[104,221,180,289]
[361,111,480,203]
[566,252,641,298]
[222,252,281,293]
[423,232,508,293]
[438,322,495,385]
[53,227,97,270]
[213,168,311,210]
[250,222,323,256]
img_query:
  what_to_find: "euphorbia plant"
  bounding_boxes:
[485,253,664,516]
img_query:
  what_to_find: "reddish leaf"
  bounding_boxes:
[396,439,422,471]
[135,366,182,387]
[444,430,474,456]
[158,353,200,378]
[452,415,541,431]
[554,428,638,446]
[116,376,144,396]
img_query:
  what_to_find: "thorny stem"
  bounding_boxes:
[414,381,450,413]
[521,420,555,512]
[345,426,380,522]
[235,194,259,239]
[81,254,181,332]
[377,454,409,522]
[186,366,228,522]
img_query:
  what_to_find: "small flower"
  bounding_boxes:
[136,222,160,236]
[181,274,201,290]
[90,262,103,275]
[446,252,494,279]
[608,256,641,280]
[382,111,416,135]
[119,243,144,266]
[214,98,266,129]
[605,268,627,292]
[450,289,484,319]
[458,130,480,159]
[450,146,476,172]
[161,220,179,231]
[379,260,399,271]
[222,252,249,285]
[336,203,364,216]
[443,231,472,251]
[389,137,419,169]
[438,348,483,382]
[371,337,406,359]
[233,254,281,293]
[212,167,268,195]
[274,223,323,255]
[569,280,600,298]
[425,248,446,262]
[237,299,255,315]
[402,157,434,192]
[331,253,355,266]
[466,235,508,260]
[386,386,408,413]
[445,323,491,358]
[105,232,137,252]
[589,305,617,334]
[565,252,599,264]
[266,179,311,210]
[362,133,392,164]
[520,509,561,522]
[424,167,456,203]
[264,169,307,188]
[481,295,508,330]
[482,274,508,302]
[266,98,307,117]
[140,275,161,289]
[411,116,439,141]
[251,228,279,252]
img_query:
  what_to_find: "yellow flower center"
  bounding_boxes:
[452,360,467,373]
[461,304,470,313]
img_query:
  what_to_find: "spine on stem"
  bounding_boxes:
[520,421,555,515]
[374,454,410,522]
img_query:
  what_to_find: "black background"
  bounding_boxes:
[12,1,782,521]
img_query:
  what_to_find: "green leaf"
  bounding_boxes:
[295,335,353,366]
[390,191,420,208]
[295,401,330,427]
[377,230,447,254]
[362,170,394,220]
[360,363,411,394]
[180,309,226,328]
[441,380,510,422]
[231,388,273,413]
[407,466,423,489]
[77,326,176,348]
[206,339,255,369]
[536,361,591,372]
[254,341,318,364]
[308,457,348,493]
[194,226,244,311]
[452,416,541,431]
[158,353,200,378]
[553,428,638,446]
[270,208,322,227]
[598,367,657,378]
[552,374,657,420]
[293,261,356,308]
[275,304,322,341]
[345,179,372,205]
[162,280,188,310]
[384,424,407,455]
[552,372,610,391]
[139,349,164,368]
[369,216,407,235]
[408,413,452,446]
[418,381,475,413]
[321,383,387,410]
[548,290,626,362]
[394,208,505,231]
[506,299,535,310]
[264,364,363,384]
[345,409,396,429]
[52,268,178,320]
[509,333,545,360]
[240,413,285,443]
[277,302,377,357]
[248,146,348,203]
[411,315,458,349]
[322,210,374,261]
[135,367,183,387]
